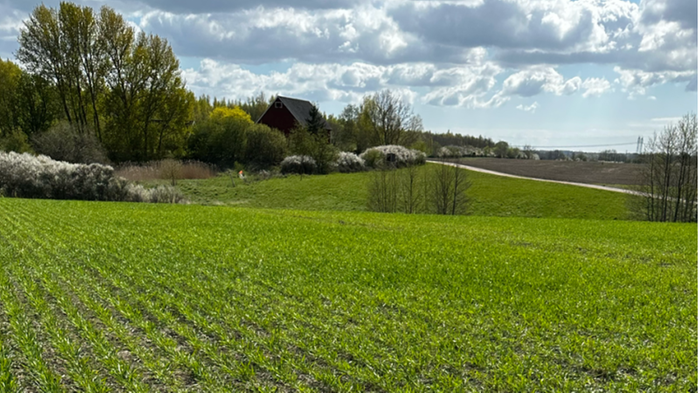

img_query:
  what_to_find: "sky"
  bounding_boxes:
[0,0,696,151]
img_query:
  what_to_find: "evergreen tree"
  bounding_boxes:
[306,104,325,136]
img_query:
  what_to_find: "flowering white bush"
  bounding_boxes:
[336,152,366,173]
[360,145,426,168]
[280,155,316,174]
[437,145,484,158]
[0,151,186,203]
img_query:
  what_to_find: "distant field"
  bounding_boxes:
[174,164,637,220]
[0,198,695,391]
[444,158,644,186]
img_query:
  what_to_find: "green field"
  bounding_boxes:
[0,198,695,391]
[174,164,635,220]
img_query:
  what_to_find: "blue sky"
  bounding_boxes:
[0,0,696,151]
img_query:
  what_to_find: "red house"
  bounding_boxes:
[256,96,330,136]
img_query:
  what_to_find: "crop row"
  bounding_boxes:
[0,198,695,391]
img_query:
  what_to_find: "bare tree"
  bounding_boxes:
[430,162,470,215]
[159,158,182,186]
[398,164,421,214]
[635,113,697,222]
[367,164,398,213]
[364,90,422,146]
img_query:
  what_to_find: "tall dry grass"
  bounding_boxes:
[116,160,216,184]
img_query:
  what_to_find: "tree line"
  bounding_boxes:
[0,2,505,167]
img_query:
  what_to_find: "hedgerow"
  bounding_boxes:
[0,151,186,203]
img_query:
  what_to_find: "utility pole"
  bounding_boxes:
[636,136,644,154]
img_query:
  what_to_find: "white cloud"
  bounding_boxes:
[651,116,681,122]
[0,0,694,106]
[500,67,580,97]
[183,59,503,105]
[581,77,612,97]
[614,66,695,98]
[138,5,474,64]
[516,102,539,113]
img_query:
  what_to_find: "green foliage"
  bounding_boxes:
[305,104,325,136]
[0,129,32,153]
[244,124,287,169]
[210,106,253,123]
[289,125,338,174]
[188,115,249,167]
[494,141,509,158]
[361,148,384,169]
[15,72,61,136]
[0,58,22,137]
[0,197,695,391]
[188,112,286,169]
[17,3,193,162]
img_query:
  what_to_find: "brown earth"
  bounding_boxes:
[443,157,644,186]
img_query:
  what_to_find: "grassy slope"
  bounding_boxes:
[0,198,695,391]
[175,164,636,220]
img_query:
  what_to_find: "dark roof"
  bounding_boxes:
[258,96,330,129]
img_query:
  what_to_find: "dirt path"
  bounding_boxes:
[427,160,643,196]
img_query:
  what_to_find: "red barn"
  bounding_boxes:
[256,96,330,136]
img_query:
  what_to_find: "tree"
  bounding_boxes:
[188,114,250,167]
[430,162,470,215]
[0,58,22,136]
[493,141,509,158]
[362,90,423,146]
[0,58,59,139]
[330,104,359,152]
[289,124,338,175]
[398,164,422,214]
[234,92,271,122]
[306,104,325,136]
[16,71,61,136]
[634,113,697,222]
[17,3,194,162]
[210,106,252,123]
[32,121,108,164]
[367,167,398,213]
[244,124,287,169]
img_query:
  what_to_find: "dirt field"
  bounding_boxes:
[444,158,644,186]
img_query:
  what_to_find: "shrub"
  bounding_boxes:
[437,146,461,158]
[245,124,287,169]
[0,151,185,203]
[360,145,426,168]
[188,116,249,167]
[289,126,338,174]
[437,145,484,158]
[280,155,316,175]
[361,149,385,168]
[336,152,366,173]
[32,122,108,164]
[124,184,188,204]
